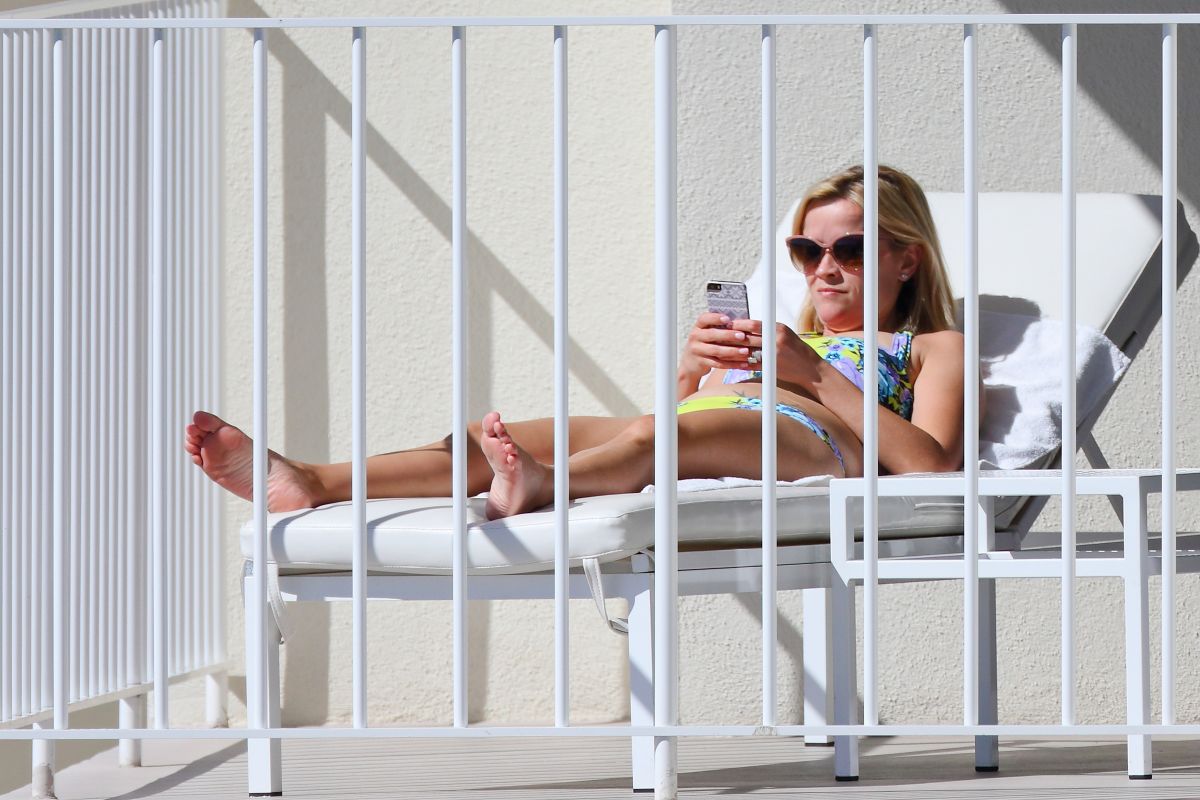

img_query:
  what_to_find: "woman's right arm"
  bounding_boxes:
[678,312,756,400]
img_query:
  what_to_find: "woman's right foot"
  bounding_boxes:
[185,410,321,512]
[479,411,552,520]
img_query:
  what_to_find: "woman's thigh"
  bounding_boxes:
[676,407,848,481]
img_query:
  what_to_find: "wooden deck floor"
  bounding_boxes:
[4,735,1200,799]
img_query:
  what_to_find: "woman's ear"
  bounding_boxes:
[900,243,923,279]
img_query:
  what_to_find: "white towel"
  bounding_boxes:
[977,311,1129,470]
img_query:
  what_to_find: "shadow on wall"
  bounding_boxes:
[226,0,642,725]
[1000,1,1200,213]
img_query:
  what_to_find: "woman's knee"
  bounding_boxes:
[618,415,657,450]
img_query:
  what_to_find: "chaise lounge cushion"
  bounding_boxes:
[239,485,1003,575]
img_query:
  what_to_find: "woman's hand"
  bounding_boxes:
[730,319,824,388]
[681,312,761,376]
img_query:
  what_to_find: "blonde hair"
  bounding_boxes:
[793,165,955,334]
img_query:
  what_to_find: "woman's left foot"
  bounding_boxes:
[479,411,551,520]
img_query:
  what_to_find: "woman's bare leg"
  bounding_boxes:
[479,407,847,519]
[183,410,639,511]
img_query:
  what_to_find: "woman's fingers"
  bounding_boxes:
[692,340,754,367]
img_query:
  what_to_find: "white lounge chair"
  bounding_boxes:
[240,191,1194,795]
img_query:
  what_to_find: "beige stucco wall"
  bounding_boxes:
[670,0,1200,727]
[207,0,1200,732]
[166,1,1200,738]
[216,0,663,727]
[4,5,1200,792]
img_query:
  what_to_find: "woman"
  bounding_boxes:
[185,164,967,520]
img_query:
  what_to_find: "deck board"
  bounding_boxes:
[4,735,1200,799]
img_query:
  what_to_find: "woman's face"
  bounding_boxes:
[800,197,917,333]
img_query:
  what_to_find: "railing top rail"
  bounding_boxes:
[3,13,1200,28]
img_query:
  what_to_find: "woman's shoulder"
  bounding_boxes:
[912,328,963,348]
[910,329,965,373]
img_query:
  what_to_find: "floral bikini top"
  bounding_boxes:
[724,330,917,421]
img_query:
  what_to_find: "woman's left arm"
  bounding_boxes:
[899,330,970,473]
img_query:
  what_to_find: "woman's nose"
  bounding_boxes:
[813,251,841,280]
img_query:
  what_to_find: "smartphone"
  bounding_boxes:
[705,280,749,324]
[705,280,759,364]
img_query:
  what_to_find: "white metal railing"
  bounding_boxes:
[0,11,1196,800]
[1,0,224,794]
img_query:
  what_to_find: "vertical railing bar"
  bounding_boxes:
[169,10,182,679]
[38,24,53,721]
[1060,21,1077,728]
[1160,20,1177,726]
[551,22,570,730]
[450,24,469,729]
[185,3,196,678]
[125,14,143,692]
[150,23,169,729]
[100,22,113,696]
[69,24,83,705]
[33,25,47,719]
[86,23,99,702]
[18,28,31,718]
[0,28,10,724]
[188,8,203,677]
[74,21,87,704]
[11,27,22,718]
[187,7,201,681]
[3,25,15,716]
[249,24,268,735]
[114,16,128,695]
[961,21,981,727]
[185,4,198,676]
[759,21,778,729]
[42,25,55,720]
[861,21,880,728]
[180,8,194,676]
[30,25,43,721]
[195,6,211,672]
[191,5,208,674]
[115,8,130,714]
[350,23,368,730]
[209,7,226,673]
[0,28,13,724]
[52,24,69,734]
[652,23,679,800]
[43,24,56,718]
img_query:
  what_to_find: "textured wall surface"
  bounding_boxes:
[208,0,1200,732]
[670,0,1200,727]
[216,0,662,727]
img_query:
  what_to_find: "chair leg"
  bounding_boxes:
[31,728,54,800]
[118,693,147,767]
[831,573,859,781]
[802,588,833,746]
[628,585,654,793]
[245,576,283,796]
[975,579,999,771]
[1123,489,1152,779]
[206,670,229,728]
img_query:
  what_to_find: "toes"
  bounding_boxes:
[193,410,223,432]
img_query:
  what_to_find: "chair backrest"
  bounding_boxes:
[746,192,1189,351]
[744,191,1198,535]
